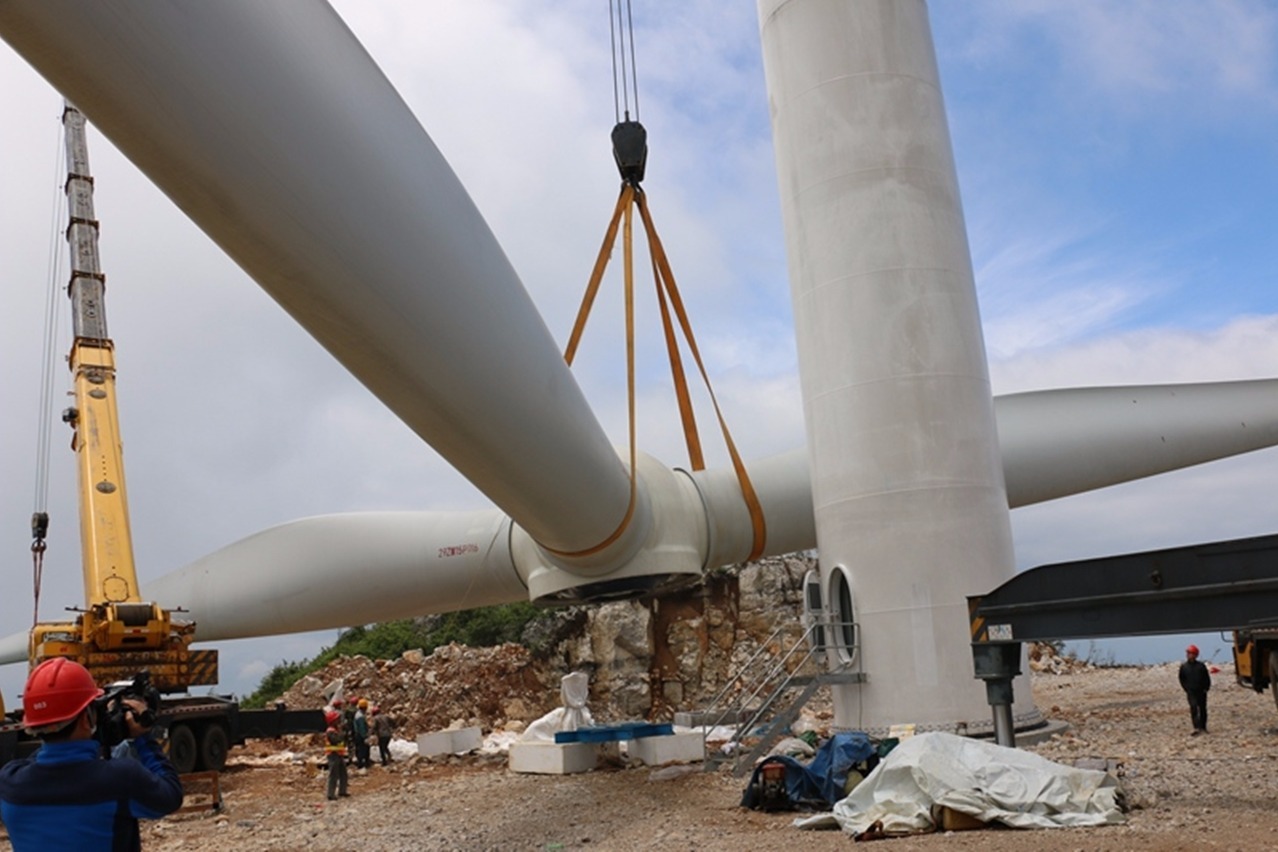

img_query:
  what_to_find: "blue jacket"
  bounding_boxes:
[0,736,183,851]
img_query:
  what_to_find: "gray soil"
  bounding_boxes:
[18,658,1270,851]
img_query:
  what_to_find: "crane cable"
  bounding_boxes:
[608,0,640,125]
[561,2,767,561]
[31,115,68,627]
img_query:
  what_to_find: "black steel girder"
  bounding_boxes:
[969,532,1278,644]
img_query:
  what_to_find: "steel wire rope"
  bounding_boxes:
[609,0,640,123]
[31,114,68,627]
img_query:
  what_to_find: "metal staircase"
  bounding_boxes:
[693,620,865,776]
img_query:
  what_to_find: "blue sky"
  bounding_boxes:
[0,1,1275,705]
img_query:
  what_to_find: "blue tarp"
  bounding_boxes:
[741,731,878,810]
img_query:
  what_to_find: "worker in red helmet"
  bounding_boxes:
[323,708,350,800]
[0,658,183,850]
[1178,643,1211,735]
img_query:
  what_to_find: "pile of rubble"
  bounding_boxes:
[1028,641,1091,675]
[280,642,559,736]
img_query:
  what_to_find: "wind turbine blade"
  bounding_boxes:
[997,380,1278,507]
[143,510,526,642]
[0,0,630,555]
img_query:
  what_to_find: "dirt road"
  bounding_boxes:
[6,659,1278,851]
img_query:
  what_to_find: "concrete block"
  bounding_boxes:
[508,741,597,775]
[416,726,483,757]
[628,731,704,766]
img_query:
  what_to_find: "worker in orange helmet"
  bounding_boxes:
[323,709,350,800]
[1178,643,1211,735]
[0,657,183,850]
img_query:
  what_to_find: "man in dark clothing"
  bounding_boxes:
[0,658,183,851]
[372,706,395,766]
[1178,643,1211,735]
[352,698,372,769]
[340,697,358,764]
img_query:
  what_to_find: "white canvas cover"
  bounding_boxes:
[799,732,1124,835]
[520,672,594,742]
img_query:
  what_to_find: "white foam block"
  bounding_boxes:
[508,741,597,774]
[627,732,704,766]
[416,726,483,757]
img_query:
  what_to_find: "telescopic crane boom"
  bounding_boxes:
[28,102,217,692]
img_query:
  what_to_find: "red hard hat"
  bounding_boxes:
[23,658,104,728]
[325,710,340,726]
[332,697,344,706]
[1186,644,1200,656]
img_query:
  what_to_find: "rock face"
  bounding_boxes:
[538,553,821,719]
[282,554,824,732]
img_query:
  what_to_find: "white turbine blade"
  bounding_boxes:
[0,1,630,555]
[997,380,1278,507]
[150,511,523,643]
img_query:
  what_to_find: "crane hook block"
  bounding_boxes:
[31,511,49,542]
[611,121,647,185]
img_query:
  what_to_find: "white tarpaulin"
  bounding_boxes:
[799,732,1124,835]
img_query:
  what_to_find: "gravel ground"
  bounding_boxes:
[8,660,1278,851]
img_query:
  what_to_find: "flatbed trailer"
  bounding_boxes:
[0,697,324,774]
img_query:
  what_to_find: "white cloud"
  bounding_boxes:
[960,0,1278,110]
[990,314,1278,393]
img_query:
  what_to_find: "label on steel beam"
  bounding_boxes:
[988,624,1013,641]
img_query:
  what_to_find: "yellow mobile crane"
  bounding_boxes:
[29,102,217,691]
[4,104,322,774]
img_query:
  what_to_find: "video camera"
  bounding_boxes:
[92,670,161,750]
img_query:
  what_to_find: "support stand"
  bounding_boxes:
[971,642,1021,747]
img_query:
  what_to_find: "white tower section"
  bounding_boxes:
[759,0,1033,733]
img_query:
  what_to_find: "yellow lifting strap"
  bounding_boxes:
[564,182,768,561]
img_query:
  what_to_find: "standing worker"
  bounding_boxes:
[323,710,350,800]
[1178,644,1211,735]
[0,658,184,850]
[340,697,358,763]
[353,698,372,769]
[371,706,395,766]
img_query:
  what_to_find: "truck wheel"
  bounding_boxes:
[199,723,230,772]
[1269,651,1278,712]
[168,723,197,775]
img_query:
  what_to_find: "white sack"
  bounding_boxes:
[520,672,595,742]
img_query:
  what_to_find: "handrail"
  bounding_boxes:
[701,622,794,722]
[700,618,860,772]
[731,622,832,741]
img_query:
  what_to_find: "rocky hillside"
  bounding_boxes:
[282,553,823,731]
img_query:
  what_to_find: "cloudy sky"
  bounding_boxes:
[1,1,1276,704]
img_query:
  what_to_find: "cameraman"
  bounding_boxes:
[0,658,183,851]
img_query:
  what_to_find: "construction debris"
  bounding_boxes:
[280,642,556,736]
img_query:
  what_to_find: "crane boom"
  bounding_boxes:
[62,101,135,607]
[28,102,216,692]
